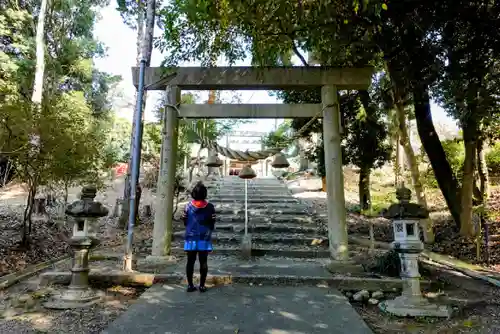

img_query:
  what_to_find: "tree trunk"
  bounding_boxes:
[22,181,37,246]
[477,138,489,203]
[24,0,47,243]
[460,121,478,237]
[135,185,142,225]
[393,132,405,187]
[2,160,12,187]
[358,166,371,212]
[21,185,31,245]
[395,102,434,243]
[33,198,47,215]
[32,0,48,105]
[64,183,69,207]
[412,85,461,228]
[298,139,309,171]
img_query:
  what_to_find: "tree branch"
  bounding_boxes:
[291,40,309,67]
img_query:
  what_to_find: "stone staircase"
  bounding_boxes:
[133,176,378,281]
[172,176,330,257]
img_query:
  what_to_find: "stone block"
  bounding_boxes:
[379,296,453,318]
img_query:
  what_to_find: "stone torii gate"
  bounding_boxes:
[132,66,372,265]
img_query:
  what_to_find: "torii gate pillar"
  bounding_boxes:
[322,85,349,262]
[149,86,179,260]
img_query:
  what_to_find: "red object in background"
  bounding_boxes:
[114,163,128,177]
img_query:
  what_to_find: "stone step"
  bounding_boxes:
[215,191,296,199]
[216,207,310,215]
[136,240,330,258]
[215,201,308,208]
[214,193,293,198]
[217,214,315,224]
[216,185,288,190]
[173,222,322,234]
[172,231,329,247]
[214,223,322,234]
[167,255,333,278]
[219,179,283,183]
[213,197,299,204]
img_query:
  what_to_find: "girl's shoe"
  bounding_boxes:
[199,286,207,293]
[187,285,197,292]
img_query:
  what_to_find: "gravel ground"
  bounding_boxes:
[0,284,145,333]
[0,257,144,333]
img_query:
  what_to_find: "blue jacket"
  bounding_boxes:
[182,200,216,243]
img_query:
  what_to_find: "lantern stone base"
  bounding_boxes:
[241,234,252,259]
[379,295,453,318]
[44,288,104,309]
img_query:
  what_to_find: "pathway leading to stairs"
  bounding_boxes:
[105,176,373,333]
[103,284,373,334]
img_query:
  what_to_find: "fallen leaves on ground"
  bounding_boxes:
[0,209,132,278]
[307,186,500,267]
[0,212,72,277]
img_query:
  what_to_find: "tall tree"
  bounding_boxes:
[1,0,118,244]
[435,0,500,236]
[377,72,434,242]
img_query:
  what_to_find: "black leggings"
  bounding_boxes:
[186,251,209,287]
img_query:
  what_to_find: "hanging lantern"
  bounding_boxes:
[206,154,223,167]
[271,153,290,168]
[239,164,256,179]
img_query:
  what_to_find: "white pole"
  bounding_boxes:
[244,179,248,235]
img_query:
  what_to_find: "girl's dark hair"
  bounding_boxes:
[191,182,207,200]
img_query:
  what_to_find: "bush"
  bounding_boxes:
[486,142,500,175]
[421,139,464,188]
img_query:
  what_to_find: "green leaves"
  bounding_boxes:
[1,0,119,189]
[154,0,387,68]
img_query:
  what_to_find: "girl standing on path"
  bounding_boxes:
[181,182,216,292]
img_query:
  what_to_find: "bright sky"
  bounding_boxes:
[93,3,456,135]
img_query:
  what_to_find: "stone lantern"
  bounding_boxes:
[44,185,108,309]
[378,186,452,318]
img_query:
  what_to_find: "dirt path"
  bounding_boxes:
[0,177,156,211]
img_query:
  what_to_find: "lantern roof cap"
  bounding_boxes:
[383,186,429,219]
[66,185,109,218]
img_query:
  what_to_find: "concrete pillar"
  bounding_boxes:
[322,85,349,261]
[150,86,179,258]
